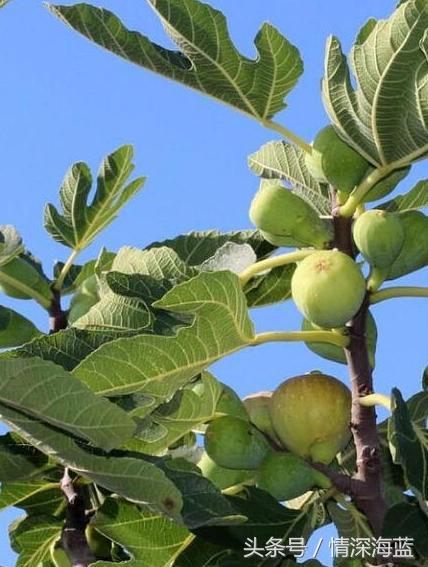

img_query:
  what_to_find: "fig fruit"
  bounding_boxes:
[353,210,405,269]
[0,255,53,302]
[270,372,352,464]
[257,452,331,501]
[204,415,270,470]
[198,451,253,490]
[243,391,280,444]
[291,250,366,328]
[305,126,369,193]
[302,311,377,368]
[387,211,428,280]
[216,383,249,420]
[249,183,332,249]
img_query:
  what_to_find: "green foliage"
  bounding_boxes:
[1,0,428,563]
[44,145,145,251]
[49,0,303,123]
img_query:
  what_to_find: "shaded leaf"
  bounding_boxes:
[0,433,48,481]
[128,372,222,455]
[327,501,372,538]
[0,404,183,519]
[0,358,136,451]
[0,305,42,348]
[93,497,192,565]
[149,230,275,265]
[73,271,255,397]
[382,501,428,557]
[44,145,144,250]
[12,515,62,567]
[379,180,428,212]
[49,0,303,122]
[0,481,62,516]
[245,264,295,308]
[388,388,428,500]
[248,141,331,215]
[323,1,428,167]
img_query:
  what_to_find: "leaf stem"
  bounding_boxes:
[54,249,80,291]
[0,271,52,309]
[240,249,314,287]
[339,167,392,217]
[251,329,349,348]
[370,286,428,305]
[262,120,313,154]
[359,393,391,412]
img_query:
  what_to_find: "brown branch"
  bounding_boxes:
[331,192,387,537]
[60,468,96,567]
[49,289,68,333]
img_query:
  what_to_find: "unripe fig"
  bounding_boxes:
[353,210,404,269]
[198,451,253,490]
[0,256,53,302]
[387,211,428,280]
[270,372,352,464]
[302,311,377,368]
[243,391,280,444]
[216,383,249,420]
[257,452,331,501]
[305,126,370,193]
[291,250,366,328]
[249,183,332,249]
[259,230,303,249]
[204,416,271,470]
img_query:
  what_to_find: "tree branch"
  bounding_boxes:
[60,468,96,567]
[332,192,387,537]
[48,289,68,333]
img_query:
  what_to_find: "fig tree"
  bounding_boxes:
[291,250,366,328]
[243,391,280,444]
[249,183,332,249]
[387,211,428,280]
[198,451,253,490]
[305,126,369,193]
[204,415,271,470]
[270,372,352,464]
[302,310,377,368]
[257,452,331,501]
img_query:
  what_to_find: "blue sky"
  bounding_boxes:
[0,0,427,564]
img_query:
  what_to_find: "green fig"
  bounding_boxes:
[257,452,331,501]
[270,372,352,464]
[353,210,404,269]
[204,416,271,470]
[302,311,377,368]
[216,383,249,420]
[291,250,366,328]
[259,230,303,249]
[387,211,428,280]
[243,391,280,444]
[249,183,332,249]
[198,451,254,490]
[0,255,53,303]
[306,126,369,193]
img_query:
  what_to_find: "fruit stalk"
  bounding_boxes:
[332,199,387,537]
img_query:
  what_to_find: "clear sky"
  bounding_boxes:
[0,0,427,565]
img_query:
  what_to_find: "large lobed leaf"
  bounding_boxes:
[44,145,145,250]
[323,0,428,168]
[72,271,255,398]
[379,180,428,212]
[49,0,303,122]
